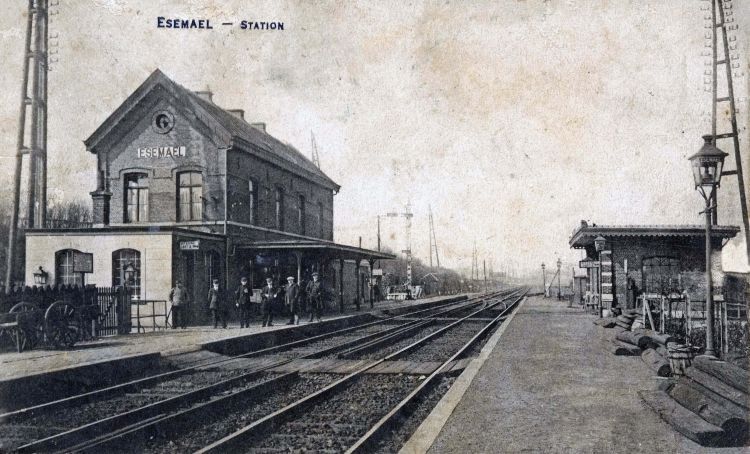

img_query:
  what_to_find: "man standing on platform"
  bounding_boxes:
[207,279,227,329]
[285,276,301,325]
[169,280,189,329]
[235,276,252,328]
[260,277,277,327]
[306,272,323,323]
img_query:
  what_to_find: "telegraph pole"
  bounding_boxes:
[7,0,50,290]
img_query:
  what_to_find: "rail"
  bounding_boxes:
[3,292,503,452]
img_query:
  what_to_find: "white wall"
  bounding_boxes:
[25,232,173,300]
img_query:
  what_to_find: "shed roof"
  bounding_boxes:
[569,223,740,248]
[84,69,339,191]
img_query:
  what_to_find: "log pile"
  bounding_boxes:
[592,307,749,446]
[641,356,749,447]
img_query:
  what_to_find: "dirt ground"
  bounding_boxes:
[427,296,747,454]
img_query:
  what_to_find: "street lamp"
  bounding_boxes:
[556,258,562,300]
[594,235,606,318]
[689,135,728,358]
[541,263,546,297]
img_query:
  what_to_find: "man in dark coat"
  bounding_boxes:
[260,277,278,327]
[169,280,189,329]
[626,275,639,310]
[234,276,253,328]
[285,276,301,325]
[305,272,323,323]
[207,279,227,329]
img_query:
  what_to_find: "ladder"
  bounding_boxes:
[704,0,750,259]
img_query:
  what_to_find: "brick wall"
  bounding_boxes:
[226,149,334,240]
[95,101,226,224]
[605,236,725,304]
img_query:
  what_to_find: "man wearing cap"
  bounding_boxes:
[305,272,323,323]
[285,276,301,325]
[207,279,227,329]
[169,280,189,329]
[260,277,277,327]
[234,276,253,329]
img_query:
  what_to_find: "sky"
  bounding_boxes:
[0,0,748,275]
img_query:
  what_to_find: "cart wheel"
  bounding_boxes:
[44,302,79,349]
[9,302,42,350]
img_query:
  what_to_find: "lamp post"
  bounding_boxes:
[594,235,606,318]
[541,263,546,297]
[689,135,728,358]
[556,258,562,300]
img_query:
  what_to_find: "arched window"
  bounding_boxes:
[177,171,203,221]
[55,249,83,286]
[642,257,680,295]
[124,173,149,223]
[113,249,141,297]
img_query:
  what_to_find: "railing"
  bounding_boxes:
[131,300,171,333]
[638,292,748,356]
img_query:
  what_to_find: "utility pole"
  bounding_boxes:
[385,202,414,286]
[541,263,546,297]
[704,0,749,260]
[428,205,440,268]
[310,131,321,169]
[483,260,487,293]
[376,215,381,251]
[7,0,50,291]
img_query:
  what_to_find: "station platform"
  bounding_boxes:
[408,296,745,454]
[0,294,466,383]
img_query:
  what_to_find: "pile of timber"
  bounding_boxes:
[640,355,749,447]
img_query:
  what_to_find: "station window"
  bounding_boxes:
[205,250,221,285]
[317,202,324,238]
[275,187,285,231]
[298,194,306,235]
[177,171,203,221]
[112,249,141,297]
[124,173,149,223]
[55,249,83,286]
[642,257,680,295]
[248,179,257,224]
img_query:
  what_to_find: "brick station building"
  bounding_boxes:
[569,221,740,311]
[24,69,392,324]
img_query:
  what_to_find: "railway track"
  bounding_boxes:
[58,288,526,454]
[0,290,518,453]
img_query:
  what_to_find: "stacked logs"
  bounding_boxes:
[593,311,672,376]
[641,356,749,446]
[593,310,749,446]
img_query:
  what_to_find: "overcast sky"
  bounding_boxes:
[0,0,748,274]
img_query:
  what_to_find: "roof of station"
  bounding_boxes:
[236,239,395,261]
[84,69,339,191]
[569,222,740,248]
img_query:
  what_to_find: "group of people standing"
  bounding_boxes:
[169,273,326,329]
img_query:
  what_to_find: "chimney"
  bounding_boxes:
[250,122,267,133]
[194,90,213,103]
[228,109,245,121]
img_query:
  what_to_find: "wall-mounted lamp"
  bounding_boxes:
[33,266,49,286]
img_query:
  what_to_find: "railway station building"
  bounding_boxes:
[569,221,740,310]
[24,69,392,323]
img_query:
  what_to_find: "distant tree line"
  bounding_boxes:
[0,199,92,287]
[376,248,467,295]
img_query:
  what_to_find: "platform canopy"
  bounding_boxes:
[236,239,395,262]
[569,223,740,249]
